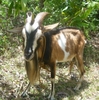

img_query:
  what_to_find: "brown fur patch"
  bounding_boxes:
[51,34,65,61]
[37,36,46,60]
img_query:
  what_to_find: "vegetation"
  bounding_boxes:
[0,0,99,100]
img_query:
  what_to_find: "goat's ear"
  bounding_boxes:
[34,12,49,25]
[43,23,59,32]
[7,26,23,33]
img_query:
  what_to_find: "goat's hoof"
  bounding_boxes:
[70,73,77,80]
[74,86,80,91]
[48,97,55,100]
[74,83,81,91]
[48,96,55,100]
[48,95,51,100]
[21,92,28,98]
[51,97,55,100]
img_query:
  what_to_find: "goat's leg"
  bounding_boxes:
[48,63,56,100]
[69,60,74,75]
[74,55,85,90]
[68,61,75,79]
[21,82,31,97]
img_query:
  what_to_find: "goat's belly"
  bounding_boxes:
[56,58,72,63]
[56,53,75,63]
[56,57,72,63]
[58,53,70,62]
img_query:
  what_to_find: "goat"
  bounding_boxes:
[9,12,86,100]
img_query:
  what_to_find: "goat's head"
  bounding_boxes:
[22,12,49,61]
[8,12,59,61]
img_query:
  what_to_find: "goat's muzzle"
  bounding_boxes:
[24,51,34,61]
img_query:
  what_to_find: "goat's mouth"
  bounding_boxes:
[24,53,34,61]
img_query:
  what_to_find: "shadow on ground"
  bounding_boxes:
[13,75,90,100]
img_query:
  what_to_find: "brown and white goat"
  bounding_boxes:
[9,12,86,100]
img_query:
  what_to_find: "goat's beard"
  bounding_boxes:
[25,52,40,85]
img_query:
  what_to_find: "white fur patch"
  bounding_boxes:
[32,22,39,30]
[50,78,55,82]
[32,29,42,52]
[32,41,37,52]
[25,23,32,34]
[35,29,42,39]
[29,48,32,53]
[26,15,32,23]
[58,33,69,61]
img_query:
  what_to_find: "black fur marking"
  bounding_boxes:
[44,27,81,35]
[24,28,38,59]
[43,32,52,64]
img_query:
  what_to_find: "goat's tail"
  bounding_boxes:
[25,53,40,85]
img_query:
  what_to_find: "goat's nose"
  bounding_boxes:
[25,52,30,57]
[24,51,32,58]
[24,48,33,59]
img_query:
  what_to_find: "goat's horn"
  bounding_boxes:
[34,12,49,25]
[25,12,34,24]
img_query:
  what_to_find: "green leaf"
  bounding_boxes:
[21,0,27,12]
[8,1,14,15]
[22,0,27,4]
